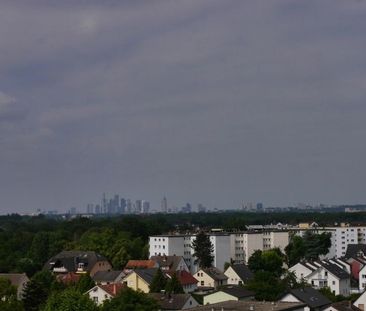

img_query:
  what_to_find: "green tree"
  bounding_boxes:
[281,271,307,291]
[247,250,263,273]
[165,273,184,294]
[0,277,24,311]
[246,271,285,301]
[0,277,17,299]
[149,268,167,293]
[191,231,214,269]
[101,287,159,311]
[286,232,331,265]
[75,274,95,293]
[285,235,306,266]
[248,249,283,276]
[16,258,39,277]
[43,287,98,311]
[22,271,56,311]
[28,232,50,268]
[261,250,283,276]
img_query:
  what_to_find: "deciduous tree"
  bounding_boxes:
[101,287,159,311]
[149,268,167,293]
[165,273,184,294]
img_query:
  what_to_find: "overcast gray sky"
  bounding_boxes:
[1,0,366,214]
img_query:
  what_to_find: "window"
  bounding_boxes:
[93,297,98,303]
[325,271,328,276]
[332,281,335,285]
[201,281,204,286]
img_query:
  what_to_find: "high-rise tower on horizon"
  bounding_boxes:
[161,196,168,213]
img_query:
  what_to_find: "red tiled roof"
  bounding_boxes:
[100,283,125,297]
[125,260,157,269]
[167,270,198,286]
[56,272,81,284]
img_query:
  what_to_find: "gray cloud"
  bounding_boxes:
[1,0,366,213]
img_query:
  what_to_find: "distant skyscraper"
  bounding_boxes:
[69,207,77,215]
[102,193,107,214]
[135,200,143,213]
[126,199,132,214]
[95,204,101,214]
[256,203,263,212]
[120,198,126,214]
[107,199,114,214]
[161,197,168,213]
[86,204,94,214]
[113,194,120,214]
[197,203,206,213]
[142,200,150,213]
[181,203,191,213]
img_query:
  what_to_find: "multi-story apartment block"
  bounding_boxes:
[149,230,289,273]
[149,233,231,273]
[295,225,366,258]
[230,231,289,263]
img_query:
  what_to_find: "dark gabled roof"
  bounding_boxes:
[92,270,125,283]
[202,267,228,281]
[188,300,307,311]
[134,268,158,285]
[287,287,331,309]
[319,261,350,280]
[149,293,196,310]
[150,255,185,271]
[302,262,316,271]
[345,244,366,259]
[44,250,109,273]
[330,301,362,311]
[219,285,254,298]
[230,264,253,282]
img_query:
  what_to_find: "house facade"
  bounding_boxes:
[44,251,112,276]
[122,268,157,293]
[193,267,227,289]
[289,260,350,296]
[203,286,254,305]
[86,284,124,305]
[224,264,253,285]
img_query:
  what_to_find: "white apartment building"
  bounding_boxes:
[231,231,289,263]
[149,233,231,273]
[295,225,366,258]
[149,230,289,273]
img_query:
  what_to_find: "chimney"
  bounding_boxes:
[112,284,117,296]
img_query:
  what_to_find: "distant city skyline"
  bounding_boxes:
[32,192,365,216]
[1,1,366,214]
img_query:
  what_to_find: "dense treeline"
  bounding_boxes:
[0,214,172,276]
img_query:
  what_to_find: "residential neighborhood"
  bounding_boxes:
[3,220,366,310]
